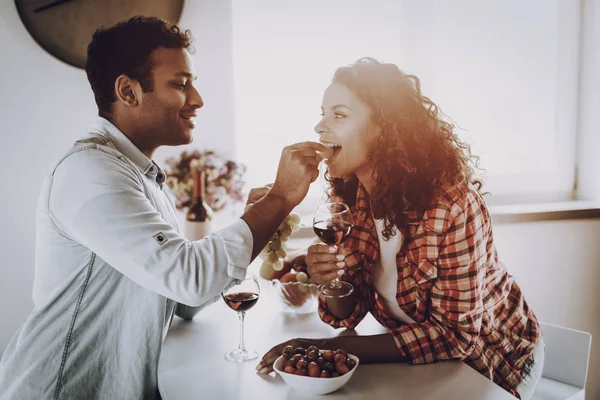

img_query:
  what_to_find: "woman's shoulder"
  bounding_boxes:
[421,182,488,231]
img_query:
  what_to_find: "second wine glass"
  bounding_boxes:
[222,273,260,362]
[313,202,355,312]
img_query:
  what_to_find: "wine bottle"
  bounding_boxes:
[184,169,213,240]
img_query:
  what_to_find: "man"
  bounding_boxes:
[0,16,326,399]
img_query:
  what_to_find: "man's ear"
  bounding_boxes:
[114,74,140,107]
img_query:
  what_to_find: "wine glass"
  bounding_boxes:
[313,202,355,316]
[222,273,260,362]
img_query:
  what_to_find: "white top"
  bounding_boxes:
[0,117,253,399]
[371,218,416,324]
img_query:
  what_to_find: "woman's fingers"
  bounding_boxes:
[256,339,299,374]
[307,252,344,265]
[256,344,282,374]
[246,184,272,205]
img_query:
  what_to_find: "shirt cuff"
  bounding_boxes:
[214,218,253,280]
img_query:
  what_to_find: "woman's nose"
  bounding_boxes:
[314,119,327,135]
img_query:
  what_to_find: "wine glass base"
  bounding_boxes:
[319,280,354,297]
[224,349,259,363]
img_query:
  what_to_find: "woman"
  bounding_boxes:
[256,58,544,399]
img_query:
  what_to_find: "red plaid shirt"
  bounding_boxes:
[318,182,541,398]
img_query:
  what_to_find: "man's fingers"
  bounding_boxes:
[288,141,328,152]
[294,148,324,159]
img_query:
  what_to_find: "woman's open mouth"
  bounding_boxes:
[320,142,342,163]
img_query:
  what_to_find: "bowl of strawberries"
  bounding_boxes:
[273,345,359,395]
[258,254,319,314]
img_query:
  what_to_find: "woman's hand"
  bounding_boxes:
[281,283,312,307]
[306,243,347,285]
[256,338,304,374]
[245,184,272,206]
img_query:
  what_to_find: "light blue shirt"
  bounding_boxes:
[0,117,253,399]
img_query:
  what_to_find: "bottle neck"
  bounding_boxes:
[192,169,206,203]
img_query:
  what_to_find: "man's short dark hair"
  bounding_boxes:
[85,16,194,116]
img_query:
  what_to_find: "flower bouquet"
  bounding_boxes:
[164,149,246,212]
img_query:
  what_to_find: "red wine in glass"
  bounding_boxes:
[221,273,260,362]
[313,221,353,245]
[313,202,356,319]
[223,292,259,312]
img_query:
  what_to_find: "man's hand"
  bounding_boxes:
[269,142,326,208]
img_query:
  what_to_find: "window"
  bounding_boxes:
[232,0,581,213]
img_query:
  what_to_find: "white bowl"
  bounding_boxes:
[273,354,359,395]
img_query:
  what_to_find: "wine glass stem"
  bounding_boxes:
[237,311,246,352]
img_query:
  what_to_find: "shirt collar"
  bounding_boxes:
[93,117,154,173]
[92,117,166,184]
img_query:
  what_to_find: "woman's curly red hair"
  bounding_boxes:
[327,58,482,240]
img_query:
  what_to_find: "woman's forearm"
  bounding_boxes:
[299,334,406,364]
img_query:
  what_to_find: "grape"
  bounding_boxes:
[276,248,287,259]
[280,233,290,242]
[289,213,301,225]
[268,250,279,262]
[270,239,282,250]
[296,271,308,283]
[273,259,284,271]
[281,225,292,237]
[259,259,276,280]
[256,211,302,278]
[260,247,271,259]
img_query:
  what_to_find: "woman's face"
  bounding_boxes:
[314,82,376,179]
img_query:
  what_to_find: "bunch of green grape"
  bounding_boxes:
[259,212,302,271]
[244,204,302,273]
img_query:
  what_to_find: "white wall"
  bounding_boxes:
[0,0,235,349]
[493,220,600,399]
[0,1,599,399]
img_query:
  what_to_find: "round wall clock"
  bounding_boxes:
[15,0,185,69]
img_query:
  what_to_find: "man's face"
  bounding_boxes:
[137,47,203,146]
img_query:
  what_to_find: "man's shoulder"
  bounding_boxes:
[49,131,129,176]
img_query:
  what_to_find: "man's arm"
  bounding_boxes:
[241,192,293,260]
[49,150,251,307]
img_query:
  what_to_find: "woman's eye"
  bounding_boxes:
[173,83,186,90]
[334,112,346,119]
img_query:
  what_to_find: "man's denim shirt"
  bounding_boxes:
[0,117,253,399]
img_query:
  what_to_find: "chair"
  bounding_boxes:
[531,322,592,400]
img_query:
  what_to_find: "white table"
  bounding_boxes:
[158,295,517,400]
